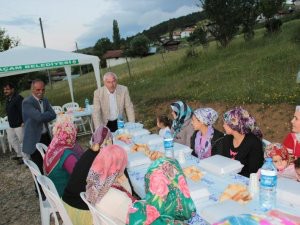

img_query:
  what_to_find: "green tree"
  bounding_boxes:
[260,0,284,33]
[129,34,150,57]
[0,27,19,52]
[113,19,121,49]
[188,26,208,47]
[93,37,112,67]
[200,0,244,47]
[241,0,260,41]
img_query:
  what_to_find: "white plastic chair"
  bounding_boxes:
[52,106,63,114]
[80,192,122,225]
[0,117,12,153]
[37,175,73,225]
[36,143,48,159]
[62,102,88,136]
[23,159,59,225]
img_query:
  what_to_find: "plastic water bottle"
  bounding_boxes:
[117,114,124,129]
[84,98,90,111]
[163,130,174,158]
[259,157,277,212]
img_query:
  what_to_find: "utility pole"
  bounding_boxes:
[75,42,83,76]
[39,17,52,88]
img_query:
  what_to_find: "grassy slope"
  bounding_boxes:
[16,20,300,127]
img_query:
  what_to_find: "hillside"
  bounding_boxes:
[28,19,300,142]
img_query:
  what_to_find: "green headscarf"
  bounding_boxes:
[127,157,196,225]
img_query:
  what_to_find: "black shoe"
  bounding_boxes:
[11,156,22,160]
[17,158,24,165]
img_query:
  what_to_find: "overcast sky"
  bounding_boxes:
[0,0,200,51]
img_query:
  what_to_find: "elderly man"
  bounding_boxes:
[3,83,24,164]
[22,79,56,174]
[92,72,135,132]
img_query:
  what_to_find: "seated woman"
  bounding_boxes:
[127,157,196,224]
[62,126,113,225]
[191,107,224,159]
[283,106,300,160]
[170,100,194,147]
[86,144,136,224]
[43,115,83,196]
[221,107,264,177]
[264,143,297,180]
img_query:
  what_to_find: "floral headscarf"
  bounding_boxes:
[223,107,262,139]
[85,144,128,205]
[194,108,218,126]
[91,125,113,148]
[127,157,196,225]
[44,115,77,174]
[265,143,289,161]
[171,101,193,137]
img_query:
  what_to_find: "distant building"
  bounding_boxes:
[181,27,195,38]
[172,31,181,40]
[162,40,180,51]
[103,50,129,68]
[148,46,157,55]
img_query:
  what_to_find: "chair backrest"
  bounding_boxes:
[80,192,121,225]
[24,159,59,225]
[37,175,73,225]
[36,143,48,159]
[52,106,63,114]
[62,102,79,112]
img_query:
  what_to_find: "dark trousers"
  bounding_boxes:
[30,132,51,200]
[106,119,118,132]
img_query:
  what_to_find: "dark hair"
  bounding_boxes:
[3,82,15,89]
[295,158,300,169]
[157,114,172,128]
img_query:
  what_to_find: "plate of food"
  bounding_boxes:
[183,165,204,182]
[219,183,252,204]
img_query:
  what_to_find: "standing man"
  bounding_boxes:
[92,72,135,132]
[3,83,24,164]
[22,79,56,173]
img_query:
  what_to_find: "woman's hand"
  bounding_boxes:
[91,143,100,152]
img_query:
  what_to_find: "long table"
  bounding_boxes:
[118,124,300,224]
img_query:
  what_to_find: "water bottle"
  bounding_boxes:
[117,114,124,129]
[259,157,277,212]
[163,130,174,158]
[85,98,90,111]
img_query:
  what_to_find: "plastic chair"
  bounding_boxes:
[62,102,88,136]
[80,192,122,225]
[23,159,59,225]
[37,175,73,225]
[52,106,63,114]
[0,117,12,153]
[36,143,48,159]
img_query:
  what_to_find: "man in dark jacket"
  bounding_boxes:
[3,83,24,164]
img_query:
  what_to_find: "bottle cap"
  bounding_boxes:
[265,157,272,162]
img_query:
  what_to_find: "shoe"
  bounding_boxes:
[11,156,22,160]
[17,158,24,165]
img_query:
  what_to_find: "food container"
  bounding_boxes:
[277,177,300,209]
[124,122,143,129]
[126,151,151,168]
[199,155,244,175]
[134,134,163,146]
[201,200,249,224]
[128,128,150,137]
[187,180,210,201]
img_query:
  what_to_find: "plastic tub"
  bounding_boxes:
[200,155,244,175]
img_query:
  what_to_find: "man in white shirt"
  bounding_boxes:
[92,72,135,132]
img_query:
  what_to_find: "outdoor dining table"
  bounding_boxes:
[118,124,300,224]
[0,121,9,132]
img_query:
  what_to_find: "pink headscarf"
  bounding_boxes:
[265,143,289,161]
[44,116,77,174]
[85,144,128,204]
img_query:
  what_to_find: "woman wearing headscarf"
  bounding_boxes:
[191,108,224,159]
[221,107,264,177]
[62,126,113,225]
[86,144,136,224]
[283,106,300,160]
[43,115,83,196]
[170,101,194,147]
[127,157,196,225]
